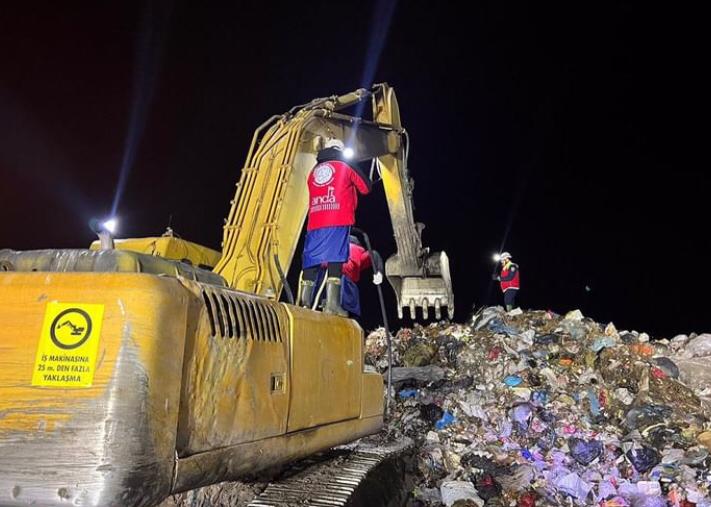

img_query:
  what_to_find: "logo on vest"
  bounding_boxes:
[313,163,335,186]
[310,186,340,212]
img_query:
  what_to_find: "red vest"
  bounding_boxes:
[306,160,370,231]
[500,262,520,292]
[342,243,371,282]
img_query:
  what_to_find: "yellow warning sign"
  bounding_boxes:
[32,302,104,388]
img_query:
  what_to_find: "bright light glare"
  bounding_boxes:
[102,218,118,234]
[493,253,501,262]
[343,147,354,159]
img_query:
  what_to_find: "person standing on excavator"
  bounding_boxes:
[299,139,371,315]
[493,252,520,311]
[341,235,384,317]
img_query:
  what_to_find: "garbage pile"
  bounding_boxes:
[366,307,711,507]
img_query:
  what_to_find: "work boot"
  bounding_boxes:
[324,277,347,316]
[506,304,513,312]
[299,280,315,309]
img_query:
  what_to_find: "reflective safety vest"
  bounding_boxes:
[500,262,520,292]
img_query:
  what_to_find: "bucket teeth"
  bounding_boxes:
[402,296,452,320]
[386,251,454,321]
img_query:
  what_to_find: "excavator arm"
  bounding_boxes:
[214,84,453,319]
[372,85,454,319]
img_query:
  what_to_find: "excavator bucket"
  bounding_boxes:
[386,250,454,320]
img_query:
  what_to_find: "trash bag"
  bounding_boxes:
[625,405,672,431]
[626,446,661,473]
[390,366,445,386]
[475,474,501,500]
[554,472,593,501]
[435,411,456,430]
[569,437,604,465]
[652,357,679,379]
[534,333,560,345]
[421,404,444,425]
[496,465,535,493]
[440,481,484,507]
[488,318,520,336]
[678,333,711,359]
[510,403,533,432]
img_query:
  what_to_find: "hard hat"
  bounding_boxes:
[324,138,345,151]
[500,252,512,261]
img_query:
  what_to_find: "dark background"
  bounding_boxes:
[1,2,707,337]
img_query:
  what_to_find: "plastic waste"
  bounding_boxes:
[488,346,502,361]
[420,403,444,425]
[564,309,584,321]
[425,431,440,443]
[534,333,559,345]
[614,387,634,405]
[531,390,549,406]
[636,481,662,496]
[389,366,445,385]
[475,474,501,500]
[510,403,533,431]
[592,336,617,352]
[625,405,672,430]
[497,464,535,493]
[517,492,536,507]
[504,375,523,387]
[555,472,592,501]
[440,481,484,507]
[435,411,455,430]
[488,318,519,336]
[560,320,587,340]
[621,332,637,343]
[627,446,661,473]
[569,437,603,465]
[653,356,679,379]
[648,367,665,380]
[362,307,711,507]
[597,481,618,502]
[605,322,619,337]
[519,329,535,345]
[587,388,602,416]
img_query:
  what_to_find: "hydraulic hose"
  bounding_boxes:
[352,227,393,417]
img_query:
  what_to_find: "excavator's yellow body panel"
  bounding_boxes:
[89,236,222,269]
[0,270,383,507]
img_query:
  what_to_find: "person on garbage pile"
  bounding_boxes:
[313,235,384,317]
[493,252,520,311]
[299,138,371,316]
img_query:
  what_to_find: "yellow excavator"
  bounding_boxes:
[0,83,453,507]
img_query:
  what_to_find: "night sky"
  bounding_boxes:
[1,2,707,338]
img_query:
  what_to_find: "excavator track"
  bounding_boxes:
[248,439,414,507]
